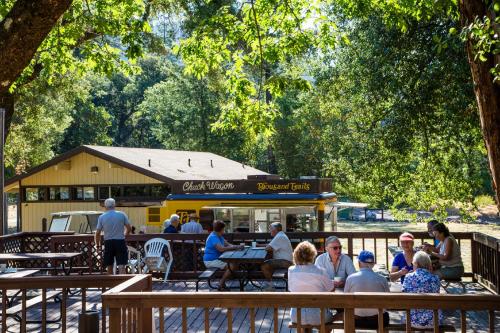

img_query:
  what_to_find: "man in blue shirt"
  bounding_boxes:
[163,214,180,233]
[203,221,243,291]
[95,198,131,274]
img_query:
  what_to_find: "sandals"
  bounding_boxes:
[217,285,231,291]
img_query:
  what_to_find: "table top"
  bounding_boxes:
[0,269,40,278]
[219,247,267,264]
[0,252,82,261]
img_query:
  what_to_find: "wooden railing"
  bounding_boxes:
[50,231,476,276]
[102,291,500,333]
[472,232,500,294]
[0,274,151,333]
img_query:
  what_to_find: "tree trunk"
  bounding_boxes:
[0,0,72,136]
[460,0,500,212]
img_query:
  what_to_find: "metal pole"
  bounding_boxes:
[0,108,4,235]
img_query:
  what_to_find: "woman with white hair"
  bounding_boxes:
[402,251,442,328]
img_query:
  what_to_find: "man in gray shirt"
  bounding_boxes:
[315,236,356,288]
[180,213,205,234]
[344,250,390,329]
[95,198,131,274]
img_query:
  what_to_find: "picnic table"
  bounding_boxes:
[219,247,268,291]
[0,253,82,275]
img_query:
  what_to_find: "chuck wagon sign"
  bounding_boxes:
[171,178,332,194]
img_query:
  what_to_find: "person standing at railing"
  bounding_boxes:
[288,241,334,325]
[314,236,356,289]
[95,198,132,274]
[402,251,442,329]
[429,223,464,279]
[390,232,415,283]
[343,250,390,329]
[203,221,244,291]
[180,213,205,234]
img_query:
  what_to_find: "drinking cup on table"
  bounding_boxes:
[0,264,6,273]
[252,241,257,248]
[333,277,343,285]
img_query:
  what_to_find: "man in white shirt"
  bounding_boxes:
[261,222,293,291]
[180,213,204,233]
[343,250,390,328]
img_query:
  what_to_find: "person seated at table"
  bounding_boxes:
[203,220,244,291]
[430,223,464,279]
[315,236,356,288]
[261,222,293,291]
[402,251,442,328]
[343,250,390,329]
[288,241,334,325]
[422,220,439,253]
[390,232,415,283]
[163,214,180,233]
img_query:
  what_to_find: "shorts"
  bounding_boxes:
[264,259,293,269]
[204,260,227,269]
[104,239,128,266]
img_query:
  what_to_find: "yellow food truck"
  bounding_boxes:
[146,178,337,232]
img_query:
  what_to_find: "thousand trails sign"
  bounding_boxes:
[171,178,332,194]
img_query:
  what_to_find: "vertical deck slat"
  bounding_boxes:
[109,308,121,333]
[62,288,67,333]
[297,307,302,333]
[102,288,106,333]
[2,289,6,333]
[205,308,210,333]
[460,310,466,333]
[250,308,255,333]
[182,307,187,333]
[21,289,26,333]
[228,308,233,333]
[433,309,439,332]
[273,307,278,333]
[344,308,355,333]
[378,308,384,333]
[127,308,133,333]
[405,310,411,332]
[385,238,389,268]
[42,289,47,333]
[489,309,495,333]
[374,238,377,263]
[320,307,326,333]
[159,307,165,332]
[81,288,86,313]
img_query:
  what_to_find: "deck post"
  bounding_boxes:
[0,108,5,236]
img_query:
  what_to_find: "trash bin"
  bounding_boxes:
[79,310,99,333]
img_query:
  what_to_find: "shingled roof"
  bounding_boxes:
[5,145,268,185]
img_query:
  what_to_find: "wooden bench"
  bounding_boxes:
[288,322,456,332]
[195,268,219,291]
[6,290,62,324]
[441,278,466,294]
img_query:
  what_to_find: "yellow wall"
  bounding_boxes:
[22,152,163,186]
[20,152,163,231]
[21,202,149,231]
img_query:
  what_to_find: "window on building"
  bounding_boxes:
[25,188,44,201]
[111,186,121,198]
[151,185,170,198]
[49,187,70,200]
[123,185,148,197]
[98,187,109,200]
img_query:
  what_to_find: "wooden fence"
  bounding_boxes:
[102,290,500,333]
[0,274,152,333]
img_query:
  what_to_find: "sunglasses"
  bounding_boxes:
[327,246,342,250]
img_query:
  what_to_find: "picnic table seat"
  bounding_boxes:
[288,321,456,332]
[195,267,289,291]
[195,268,219,291]
[4,290,62,324]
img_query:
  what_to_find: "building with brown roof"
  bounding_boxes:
[4,145,268,231]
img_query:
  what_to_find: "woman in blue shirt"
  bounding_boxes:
[203,220,243,291]
[390,232,415,283]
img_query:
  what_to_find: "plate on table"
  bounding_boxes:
[251,247,266,250]
[0,268,17,274]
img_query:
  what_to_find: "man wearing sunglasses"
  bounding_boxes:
[314,236,356,288]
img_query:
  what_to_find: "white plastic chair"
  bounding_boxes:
[142,238,173,283]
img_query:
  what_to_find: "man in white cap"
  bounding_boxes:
[343,250,390,328]
[95,198,131,274]
[180,212,204,234]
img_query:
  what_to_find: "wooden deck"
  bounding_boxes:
[3,278,499,332]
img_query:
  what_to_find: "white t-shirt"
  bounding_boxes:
[268,231,293,262]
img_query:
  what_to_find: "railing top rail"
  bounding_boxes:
[101,291,500,310]
[50,231,476,240]
[473,232,500,249]
[105,274,151,294]
[0,274,133,290]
